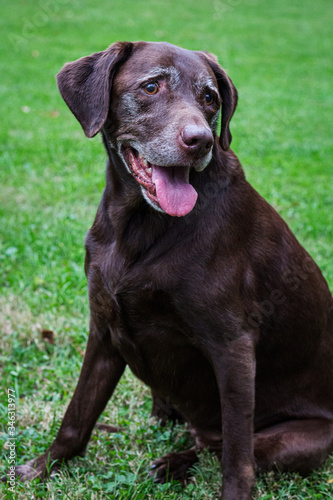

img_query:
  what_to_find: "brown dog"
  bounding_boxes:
[15,42,333,500]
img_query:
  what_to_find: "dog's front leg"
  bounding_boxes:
[210,333,256,500]
[14,319,126,481]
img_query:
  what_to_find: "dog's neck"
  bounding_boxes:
[95,132,170,262]
[97,132,243,263]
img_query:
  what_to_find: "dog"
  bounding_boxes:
[14,42,333,500]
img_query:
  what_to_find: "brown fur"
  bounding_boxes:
[12,42,333,500]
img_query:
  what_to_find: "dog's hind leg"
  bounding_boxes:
[150,448,199,484]
[150,391,185,425]
[254,418,333,475]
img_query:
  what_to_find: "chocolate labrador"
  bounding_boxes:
[14,42,333,499]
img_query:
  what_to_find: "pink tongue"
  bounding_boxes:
[152,165,198,217]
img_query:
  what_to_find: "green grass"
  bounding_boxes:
[1,0,333,498]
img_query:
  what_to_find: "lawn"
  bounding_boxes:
[1,0,332,498]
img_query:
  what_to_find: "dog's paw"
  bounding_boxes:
[2,455,60,483]
[149,449,198,484]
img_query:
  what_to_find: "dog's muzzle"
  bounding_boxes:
[121,147,200,217]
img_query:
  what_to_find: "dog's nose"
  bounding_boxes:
[179,125,214,157]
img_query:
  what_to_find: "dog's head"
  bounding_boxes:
[57,41,238,217]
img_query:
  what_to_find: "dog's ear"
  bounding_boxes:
[56,42,133,138]
[200,52,238,151]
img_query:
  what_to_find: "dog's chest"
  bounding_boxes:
[110,284,203,392]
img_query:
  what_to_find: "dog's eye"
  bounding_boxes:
[205,91,214,106]
[144,82,159,95]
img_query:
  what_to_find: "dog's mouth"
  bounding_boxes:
[122,147,198,217]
